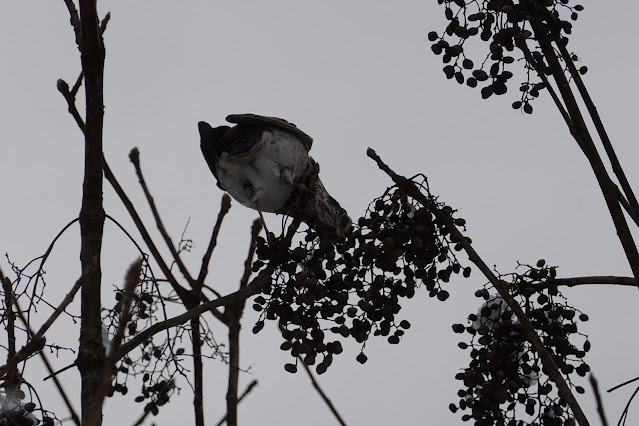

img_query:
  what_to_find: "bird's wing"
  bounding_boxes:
[226,113,313,152]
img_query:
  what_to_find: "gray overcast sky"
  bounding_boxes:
[2,2,639,425]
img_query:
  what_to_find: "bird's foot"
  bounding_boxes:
[255,200,271,237]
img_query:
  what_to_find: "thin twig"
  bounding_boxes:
[0,258,96,379]
[615,385,639,426]
[14,299,80,425]
[61,0,82,50]
[367,147,590,426]
[517,39,573,135]
[275,318,348,426]
[240,220,262,290]
[116,269,269,361]
[27,217,80,328]
[546,276,637,288]
[214,380,258,426]
[195,194,233,292]
[590,374,609,426]
[608,376,639,394]
[102,161,200,307]
[131,409,150,426]
[99,11,110,34]
[129,148,195,286]
[299,359,348,426]
[57,79,86,133]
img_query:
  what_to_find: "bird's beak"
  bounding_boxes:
[335,216,352,238]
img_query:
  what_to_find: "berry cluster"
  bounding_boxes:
[252,176,472,373]
[103,269,185,415]
[450,260,590,425]
[430,0,585,112]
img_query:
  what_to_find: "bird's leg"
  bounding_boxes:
[254,199,271,237]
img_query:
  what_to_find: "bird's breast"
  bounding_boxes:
[214,129,311,212]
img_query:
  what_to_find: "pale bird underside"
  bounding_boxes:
[199,114,351,239]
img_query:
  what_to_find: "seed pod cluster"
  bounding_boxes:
[430,0,585,113]
[252,178,472,374]
[104,263,189,415]
[0,399,54,426]
[450,261,590,425]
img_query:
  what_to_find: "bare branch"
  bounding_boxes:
[129,148,195,286]
[75,2,108,422]
[608,376,639,394]
[240,220,262,290]
[1,269,16,360]
[57,78,86,133]
[191,196,236,426]
[99,11,110,34]
[214,380,258,426]
[589,374,609,426]
[14,299,81,425]
[0,257,96,380]
[550,276,637,288]
[195,194,233,291]
[0,336,46,382]
[558,42,639,223]
[1,269,19,396]
[85,259,142,425]
[191,316,205,426]
[516,39,573,134]
[225,219,261,426]
[367,147,590,426]
[103,160,198,307]
[299,359,348,426]
[531,27,639,286]
[116,269,269,361]
[61,0,82,50]
[26,217,79,325]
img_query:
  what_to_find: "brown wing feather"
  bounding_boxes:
[226,113,313,151]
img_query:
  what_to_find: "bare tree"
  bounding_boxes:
[1,2,637,426]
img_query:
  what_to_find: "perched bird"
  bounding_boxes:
[199,114,351,239]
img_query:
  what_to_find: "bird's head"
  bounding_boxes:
[285,163,352,241]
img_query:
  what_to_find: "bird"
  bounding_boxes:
[198,113,351,240]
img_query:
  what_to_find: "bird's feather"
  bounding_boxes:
[226,113,313,151]
[199,114,351,239]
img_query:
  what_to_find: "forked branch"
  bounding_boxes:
[367,148,590,426]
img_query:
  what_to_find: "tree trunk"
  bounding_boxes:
[77,1,106,425]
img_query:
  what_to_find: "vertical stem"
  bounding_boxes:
[2,276,16,361]
[189,196,232,426]
[192,317,204,426]
[557,42,639,220]
[533,28,639,283]
[226,220,261,426]
[77,0,106,424]
[2,275,19,396]
[226,314,241,426]
[589,374,609,426]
